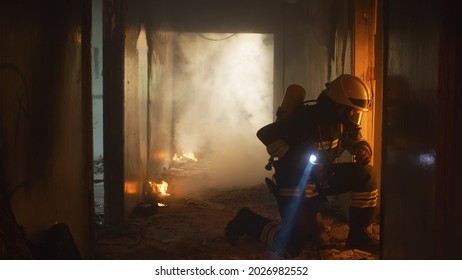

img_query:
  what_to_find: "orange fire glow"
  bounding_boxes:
[124,181,138,194]
[149,180,170,197]
[173,152,198,162]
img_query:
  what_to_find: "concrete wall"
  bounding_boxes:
[0,0,93,258]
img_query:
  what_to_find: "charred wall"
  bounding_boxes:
[0,0,93,257]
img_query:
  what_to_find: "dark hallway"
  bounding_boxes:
[1,0,461,265]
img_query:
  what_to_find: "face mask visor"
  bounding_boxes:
[350,110,363,126]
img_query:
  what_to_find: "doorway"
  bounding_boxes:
[123,30,275,209]
[92,0,104,227]
[96,0,383,259]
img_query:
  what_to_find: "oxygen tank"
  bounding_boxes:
[275,84,306,121]
[260,84,307,171]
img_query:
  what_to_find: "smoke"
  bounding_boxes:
[171,32,274,189]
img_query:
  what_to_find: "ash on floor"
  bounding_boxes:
[94,183,379,260]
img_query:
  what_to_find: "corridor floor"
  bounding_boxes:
[94,183,379,260]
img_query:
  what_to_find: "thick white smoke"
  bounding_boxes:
[171,33,274,189]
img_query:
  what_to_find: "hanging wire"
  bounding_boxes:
[196,33,237,41]
[0,63,32,197]
[0,64,30,121]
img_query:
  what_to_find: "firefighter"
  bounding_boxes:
[225,74,378,258]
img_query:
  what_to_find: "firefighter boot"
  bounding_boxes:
[225,207,271,245]
[346,207,379,252]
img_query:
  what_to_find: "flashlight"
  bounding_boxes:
[309,154,317,165]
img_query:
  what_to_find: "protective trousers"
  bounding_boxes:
[255,163,377,258]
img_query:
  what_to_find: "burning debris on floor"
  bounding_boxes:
[130,152,213,215]
[160,153,213,185]
[94,152,379,260]
[95,186,379,259]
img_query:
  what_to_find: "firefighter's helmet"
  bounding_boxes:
[325,74,370,112]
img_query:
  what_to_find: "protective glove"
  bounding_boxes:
[266,139,289,158]
[354,141,372,165]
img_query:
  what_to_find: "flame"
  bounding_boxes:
[149,180,170,197]
[173,152,198,162]
[148,180,170,207]
[157,181,169,196]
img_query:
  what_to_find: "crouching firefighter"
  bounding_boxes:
[225,74,379,258]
